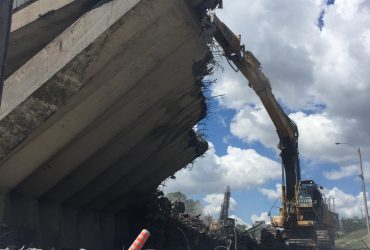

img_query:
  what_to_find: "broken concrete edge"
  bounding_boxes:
[0,0,217,172]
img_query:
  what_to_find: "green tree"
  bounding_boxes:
[167,192,203,216]
[236,224,249,232]
[341,217,366,234]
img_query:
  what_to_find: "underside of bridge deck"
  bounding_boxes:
[0,0,218,248]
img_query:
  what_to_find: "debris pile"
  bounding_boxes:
[124,191,259,250]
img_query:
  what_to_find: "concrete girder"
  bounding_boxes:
[41,36,207,202]
[1,0,142,121]
[0,0,201,190]
[65,89,205,208]
[102,137,205,214]
[11,0,75,32]
[6,0,103,78]
[14,4,205,197]
[87,128,199,210]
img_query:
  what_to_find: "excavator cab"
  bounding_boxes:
[296,180,325,226]
[296,180,339,229]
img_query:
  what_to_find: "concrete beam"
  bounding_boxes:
[6,0,104,78]
[0,0,185,189]
[41,38,206,202]
[65,92,204,207]
[13,1,205,196]
[11,0,75,32]
[87,125,200,209]
[43,100,185,202]
[0,0,141,121]
[0,187,10,222]
[103,135,205,214]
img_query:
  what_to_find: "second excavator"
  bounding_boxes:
[203,4,339,249]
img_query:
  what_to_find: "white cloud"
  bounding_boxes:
[259,183,282,201]
[230,214,248,226]
[211,0,370,164]
[251,212,271,224]
[230,104,277,149]
[289,112,344,162]
[212,74,258,110]
[203,193,236,218]
[323,165,358,180]
[323,187,363,218]
[164,143,280,195]
[201,194,249,226]
[323,162,370,181]
[230,105,349,163]
[335,0,363,20]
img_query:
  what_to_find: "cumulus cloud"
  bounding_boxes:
[251,212,271,224]
[230,214,248,226]
[323,187,364,218]
[323,161,370,181]
[230,104,277,149]
[212,73,258,110]
[203,193,236,218]
[211,0,370,164]
[201,194,248,226]
[230,104,349,163]
[323,165,358,180]
[259,183,282,201]
[289,112,345,162]
[164,143,280,195]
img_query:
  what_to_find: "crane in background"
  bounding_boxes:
[204,6,339,249]
[219,186,232,226]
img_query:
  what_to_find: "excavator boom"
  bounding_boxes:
[211,15,300,202]
[212,15,296,141]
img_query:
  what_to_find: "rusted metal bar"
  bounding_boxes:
[0,0,13,105]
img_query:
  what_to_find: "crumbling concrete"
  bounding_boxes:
[0,0,219,248]
[120,192,259,250]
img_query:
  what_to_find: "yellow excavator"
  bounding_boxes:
[203,8,339,249]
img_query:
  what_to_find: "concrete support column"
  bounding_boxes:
[0,187,10,223]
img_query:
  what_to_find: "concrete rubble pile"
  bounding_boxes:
[111,191,260,250]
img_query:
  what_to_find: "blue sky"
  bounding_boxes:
[164,0,370,225]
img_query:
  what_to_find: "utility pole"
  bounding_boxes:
[336,142,370,245]
[0,0,13,104]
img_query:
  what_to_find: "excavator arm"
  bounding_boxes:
[209,15,301,213]
[207,11,339,248]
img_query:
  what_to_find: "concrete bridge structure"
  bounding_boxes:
[0,0,217,248]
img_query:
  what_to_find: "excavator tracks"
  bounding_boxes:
[316,230,335,250]
[260,227,335,250]
[260,227,287,250]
